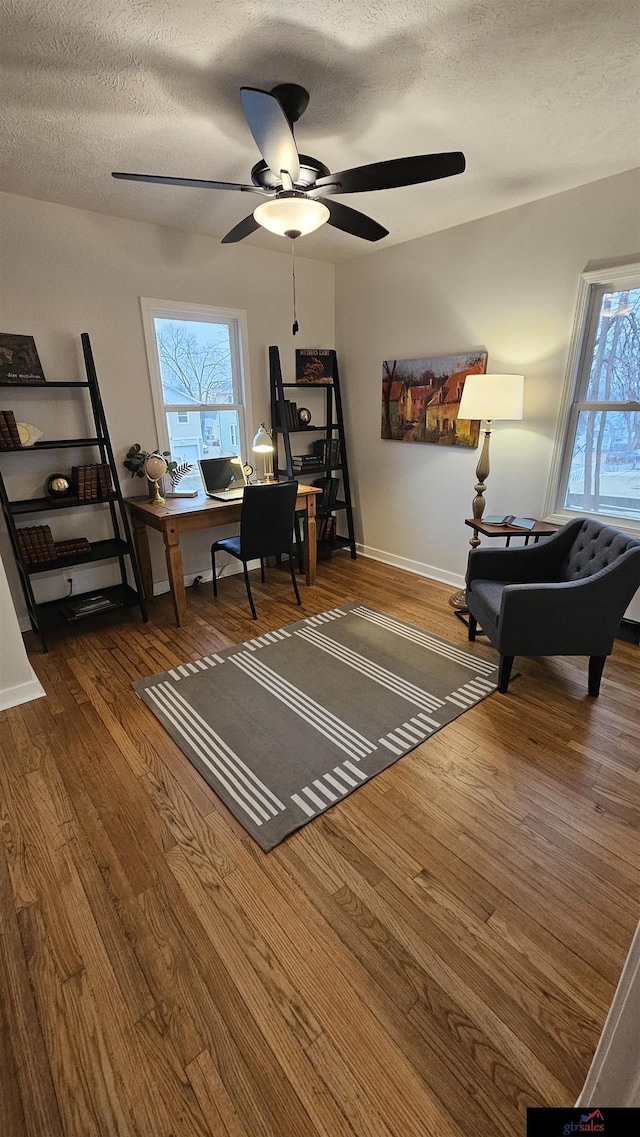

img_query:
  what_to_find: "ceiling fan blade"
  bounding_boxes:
[112,171,264,193]
[314,152,466,195]
[240,87,300,183]
[221,213,261,244]
[325,200,388,242]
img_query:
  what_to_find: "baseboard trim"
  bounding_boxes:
[0,670,46,711]
[355,543,465,591]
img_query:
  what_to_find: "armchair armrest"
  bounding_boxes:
[497,553,640,656]
[466,519,582,585]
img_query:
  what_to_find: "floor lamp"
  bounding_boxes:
[449,373,524,611]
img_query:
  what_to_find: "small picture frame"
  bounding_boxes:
[0,334,46,384]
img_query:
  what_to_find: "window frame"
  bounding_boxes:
[139,296,254,465]
[544,261,640,536]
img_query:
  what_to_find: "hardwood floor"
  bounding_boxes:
[1,554,639,1136]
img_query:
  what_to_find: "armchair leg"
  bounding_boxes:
[243,562,257,620]
[588,655,607,697]
[498,655,514,693]
[211,547,218,596]
[468,614,477,642]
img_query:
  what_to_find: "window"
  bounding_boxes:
[546,264,640,533]
[140,299,252,494]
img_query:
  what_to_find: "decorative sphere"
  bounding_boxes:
[46,473,72,498]
[143,453,168,482]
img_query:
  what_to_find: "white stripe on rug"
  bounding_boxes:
[351,606,497,675]
[145,686,276,826]
[229,651,377,761]
[154,682,285,814]
[295,627,445,712]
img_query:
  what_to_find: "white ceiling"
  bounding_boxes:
[1,0,639,263]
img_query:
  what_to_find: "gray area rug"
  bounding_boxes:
[133,603,500,850]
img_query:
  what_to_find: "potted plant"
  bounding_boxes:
[124,444,192,493]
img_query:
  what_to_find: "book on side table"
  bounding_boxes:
[484,515,536,530]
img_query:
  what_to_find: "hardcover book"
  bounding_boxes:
[295,349,334,385]
[0,334,46,384]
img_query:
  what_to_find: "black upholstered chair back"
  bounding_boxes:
[561,519,639,581]
[239,482,299,561]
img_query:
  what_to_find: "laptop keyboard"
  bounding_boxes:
[212,487,245,500]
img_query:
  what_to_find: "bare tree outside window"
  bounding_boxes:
[156,320,233,405]
[562,286,640,521]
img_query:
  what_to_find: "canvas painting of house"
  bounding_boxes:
[381,351,488,446]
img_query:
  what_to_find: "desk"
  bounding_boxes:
[465,517,558,547]
[127,484,320,626]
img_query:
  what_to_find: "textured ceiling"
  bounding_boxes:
[1,0,639,263]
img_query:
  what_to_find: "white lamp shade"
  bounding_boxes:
[252,423,274,453]
[457,374,524,421]
[254,196,330,238]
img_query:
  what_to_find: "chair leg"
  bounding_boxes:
[242,562,257,620]
[468,614,477,642]
[211,547,218,596]
[260,557,265,583]
[498,655,514,693]
[588,655,607,697]
[289,551,301,606]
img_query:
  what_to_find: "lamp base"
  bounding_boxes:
[449,588,468,612]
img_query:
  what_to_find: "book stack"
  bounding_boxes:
[0,410,22,449]
[53,537,92,562]
[317,515,337,543]
[61,592,122,621]
[278,400,299,431]
[312,476,340,512]
[16,524,58,565]
[292,453,322,473]
[72,464,114,500]
[312,438,341,467]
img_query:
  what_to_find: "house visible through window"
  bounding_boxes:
[547,265,640,532]
[140,298,251,494]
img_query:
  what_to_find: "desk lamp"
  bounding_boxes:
[450,373,524,610]
[252,423,275,482]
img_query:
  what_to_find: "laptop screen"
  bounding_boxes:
[198,456,247,494]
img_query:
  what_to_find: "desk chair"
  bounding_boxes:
[466,517,640,695]
[211,482,301,620]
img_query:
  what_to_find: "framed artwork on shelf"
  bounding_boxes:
[295,349,334,384]
[381,350,488,447]
[0,334,46,384]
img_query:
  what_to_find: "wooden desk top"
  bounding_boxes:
[465,518,558,538]
[126,483,320,533]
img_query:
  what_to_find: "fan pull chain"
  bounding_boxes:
[291,239,299,336]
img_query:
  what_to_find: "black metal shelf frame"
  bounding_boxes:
[0,333,148,650]
[269,346,356,562]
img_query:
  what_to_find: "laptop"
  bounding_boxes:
[198,456,248,500]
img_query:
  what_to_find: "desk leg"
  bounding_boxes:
[303,497,317,586]
[132,516,154,600]
[164,525,187,626]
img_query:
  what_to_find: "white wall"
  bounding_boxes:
[0,192,334,621]
[335,168,640,593]
[0,553,44,709]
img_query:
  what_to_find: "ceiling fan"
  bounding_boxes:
[113,83,466,245]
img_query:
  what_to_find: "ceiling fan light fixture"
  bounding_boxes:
[253,193,329,238]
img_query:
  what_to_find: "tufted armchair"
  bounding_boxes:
[465,518,640,695]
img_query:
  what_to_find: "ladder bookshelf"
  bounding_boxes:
[269,345,356,561]
[0,333,148,651]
